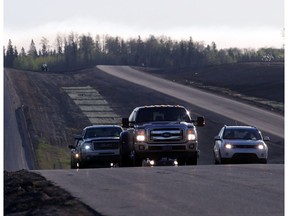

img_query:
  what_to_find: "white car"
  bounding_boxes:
[213,125,269,164]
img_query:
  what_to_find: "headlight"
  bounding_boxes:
[258,144,264,150]
[187,129,196,141]
[149,160,155,166]
[174,160,178,166]
[83,144,91,150]
[225,144,232,149]
[136,129,146,142]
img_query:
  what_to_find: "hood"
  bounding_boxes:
[85,137,120,142]
[224,139,265,145]
[135,121,194,129]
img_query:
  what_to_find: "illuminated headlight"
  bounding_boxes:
[258,144,264,150]
[84,144,91,150]
[149,160,155,166]
[75,153,80,158]
[187,129,196,141]
[225,144,232,149]
[174,160,178,166]
[136,129,146,142]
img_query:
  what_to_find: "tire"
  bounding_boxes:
[219,151,228,164]
[119,153,133,167]
[186,157,197,165]
[177,159,185,166]
[70,156,77,169]
[71,160,77,169]
[133,155,143,167]
[214,152,220,164]
[78,161,86,169]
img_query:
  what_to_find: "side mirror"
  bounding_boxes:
[263,136,270,141]
[68,145,75,149]
[122,118,129,128]
[74,134,82,140]
[214,135,221,140]
[196,116,205,127]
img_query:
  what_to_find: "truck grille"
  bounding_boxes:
[93,141,119,150]
[149,128,183,143]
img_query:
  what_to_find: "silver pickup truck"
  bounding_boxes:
[119,105,205,166]
[69,125,124,168]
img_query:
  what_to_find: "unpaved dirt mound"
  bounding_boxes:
[4,170,102,216]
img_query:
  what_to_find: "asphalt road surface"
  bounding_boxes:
[36,164,284,216]
[97,65,284,138]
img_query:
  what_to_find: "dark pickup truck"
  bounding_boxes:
[68,125,124,168]
[119,105,205,166]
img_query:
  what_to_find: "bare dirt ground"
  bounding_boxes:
[137,62,284,114]
[4,62,284,215]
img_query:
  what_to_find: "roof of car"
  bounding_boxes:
[84,125,123,130]
[136,105,186,109]
[224,125,257,130]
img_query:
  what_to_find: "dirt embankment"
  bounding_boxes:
[138,62,284,113]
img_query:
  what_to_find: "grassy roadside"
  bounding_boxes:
[36,138,70,169]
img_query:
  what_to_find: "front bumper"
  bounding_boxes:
[80,151,120,163]
[134,141,199,160]
[221,148,268,161]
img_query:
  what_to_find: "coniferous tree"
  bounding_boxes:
[28,39,38,57]
[40,37,49,56]
[20,47,26,56]
[5,39,15,67]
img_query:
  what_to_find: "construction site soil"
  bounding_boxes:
[4,62,284,215]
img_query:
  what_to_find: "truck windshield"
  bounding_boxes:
[85,127,122,138]
[136,107,191,123]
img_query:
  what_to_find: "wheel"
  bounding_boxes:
[213,151,220,164]
[119,153,133,167]
[132,156,142,167]
[71,160,77,169]
[218,151,228,164]
[70,156,78,169]
[177,159,185,166]
[186,157,197,165]
[77,161,86,169]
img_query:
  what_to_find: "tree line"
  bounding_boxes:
[3,33,284,71]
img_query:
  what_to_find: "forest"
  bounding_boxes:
[3,33,284,71]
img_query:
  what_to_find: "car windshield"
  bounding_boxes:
[136,107,191,123]
[223,128,262,140]
[84,127,122,138]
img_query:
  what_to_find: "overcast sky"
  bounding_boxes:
[3,0,285,50]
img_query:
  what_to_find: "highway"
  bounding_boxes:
[36,164,284,216]
[97,65,284,138]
